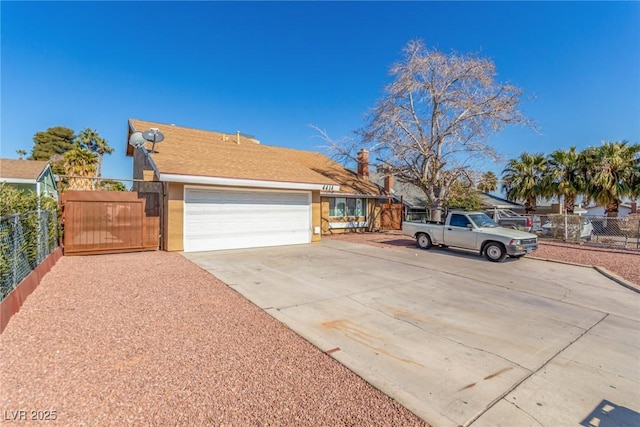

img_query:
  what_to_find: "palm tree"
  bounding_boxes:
[545,147,586,214]
[76,128,114,187]
[583,141,640,217]
[16,149,27,160]
[63,147,98,190]
[502,152,548,214]
[477,171,498,193]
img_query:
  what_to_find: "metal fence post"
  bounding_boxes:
[12,215,18,287]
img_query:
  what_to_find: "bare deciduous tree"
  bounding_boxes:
[327,40,533,221]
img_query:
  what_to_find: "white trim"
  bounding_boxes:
[0,178,37,184]
[321,192,379,198]
[329,221,368,229]
[163,173,336,191]
[35,163,51,183]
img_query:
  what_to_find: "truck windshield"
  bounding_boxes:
[469,213,498,228]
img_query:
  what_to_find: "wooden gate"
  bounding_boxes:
[380,203,404,230]
[61,191,160,255]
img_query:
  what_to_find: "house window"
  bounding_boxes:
[330,197,346,217]
[329,197,367,217]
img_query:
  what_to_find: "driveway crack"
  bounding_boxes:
[504,398,545,426]
[464,312,610,426]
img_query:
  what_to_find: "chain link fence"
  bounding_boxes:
[530,213,640,250]
[0,210,59,301]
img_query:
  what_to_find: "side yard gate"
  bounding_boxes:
[380,201,404,231]
[61,191,160,255]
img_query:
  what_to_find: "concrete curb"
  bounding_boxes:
[593,266,640,294]
[528,256,640,294]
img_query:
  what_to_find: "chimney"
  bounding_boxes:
[631,201,638,214]
[384,174,394,194]
[236,131,240,144]
[356,148,369,180]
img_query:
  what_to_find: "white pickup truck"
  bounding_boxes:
[402,211,539,262]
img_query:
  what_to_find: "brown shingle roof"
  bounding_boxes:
[128,119,384,195]
[273,147,384,195]
[0,158,49,181]
[128,119,336,186]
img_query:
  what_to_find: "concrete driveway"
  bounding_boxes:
[185,240,640,427]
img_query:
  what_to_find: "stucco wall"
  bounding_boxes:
[312,191,321,242]
[165,182,185,251]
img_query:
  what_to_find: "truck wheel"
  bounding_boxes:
[485,242,507,262]
[417,233,432,249]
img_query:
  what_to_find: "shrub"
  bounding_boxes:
[0,183,60,299]
[547,214,583,241]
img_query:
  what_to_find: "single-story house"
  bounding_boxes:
[371,171,427,218]
[0,158,58,200]
[126,119,388,252]
[371,170,525,217]
[584,202,638,217]
[476,192,524,210]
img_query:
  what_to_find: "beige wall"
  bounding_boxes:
[165,182,185,252]
[532,203,562,215]
[321,197,331,233]
[311,191,321,243]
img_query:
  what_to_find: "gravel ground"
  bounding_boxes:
[325,231,640,287]
[1,252,427,426]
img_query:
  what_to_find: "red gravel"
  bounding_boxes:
[0,252,427,426]
[325,231,640,287]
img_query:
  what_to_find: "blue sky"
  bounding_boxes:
[2,1,639,184]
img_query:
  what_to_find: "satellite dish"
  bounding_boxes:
[128,131,146,148]
[141,128,165,153]
[142,128,165,143]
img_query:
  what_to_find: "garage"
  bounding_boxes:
[183,187,312,252]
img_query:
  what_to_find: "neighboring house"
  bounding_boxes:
[0,158,58,200]
[584,203,637,217]
[371,171,427,217]
[476,192,524,210]
[126,119,387,252]
[371,170,525,216]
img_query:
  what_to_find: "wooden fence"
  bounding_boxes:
[61,191,160,255]
[380,202,404,230]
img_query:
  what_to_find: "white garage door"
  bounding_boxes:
[184,187,311,252]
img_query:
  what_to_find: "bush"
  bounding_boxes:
[0,183,60,299]
[547,214,583,241]
[0,182,58,216]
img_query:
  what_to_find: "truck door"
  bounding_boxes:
[445,213,477,249]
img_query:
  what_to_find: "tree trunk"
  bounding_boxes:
[605,201,620,218]
[525,196,537,214]
[96,154,103,189]
[565,194,575,214]
[430,205,443,223]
